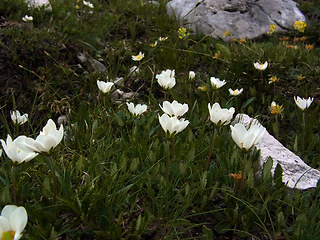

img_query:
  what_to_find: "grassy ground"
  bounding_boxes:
[0,0,320,239]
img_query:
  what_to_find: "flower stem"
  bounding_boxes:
[302,111,306,151]
[275,115,279,140]
[11,165,17,205]
[48,156,57,207]
[260,71,264,91]
[206,127,218,170]
[237,152,247,198]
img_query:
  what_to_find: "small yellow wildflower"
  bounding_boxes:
[238,39,246,43]
[267,24,277,34]
[300,36,307,41]
[268,76,279,84]
[228,172,243,182]
[270,101,284,115]
[293,20,307,33]
[224,30,230,37]
[297,74,305,81]
[279,36,289,44]
[305,44,314,51]
[75,4,80,9]
[198,85,209,91]
[212,51,221,59]
[178,27,190,39]
[286,45,298,50]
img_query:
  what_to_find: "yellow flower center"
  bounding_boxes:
[1,231,15,240]
[241,142,244,148]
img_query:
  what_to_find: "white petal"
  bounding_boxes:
[10,207,27,236]
[0,216,10,232]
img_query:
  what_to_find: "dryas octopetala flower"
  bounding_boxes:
[189,71,195,80]
[270,101,284,115]
[97,80,114,93]
[126,102,147,117]
[129,66,140,77]
[208,103,235,126]
[131,52,144,61]
[160,100,188,118]
[158,36,168,41]
[150,41,158,48]
[0,205,28,240]
[22,15,33,22]
[0,135,38,164]
[254,61,268,71]
[210,77,226,89]
[11,110,28,125]
[294,96,313,110]
[156,69,176,89]
[158,114,189,137]
[230,122,266,151]
[25,119,64,153]
[83,0,94,8]
[229,88,243,96]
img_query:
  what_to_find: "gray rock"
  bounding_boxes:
[166,0,305,40]
[233,114,320,190]
[25,0,52,10]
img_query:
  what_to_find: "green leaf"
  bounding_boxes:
[215,43,231,60]
[201,171,208,189]
[241,97,256,110]
[274,163,284,188]
[130,158,140,172]
[202,225,213,240]
[262,157,273,183]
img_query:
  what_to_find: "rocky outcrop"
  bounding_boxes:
[24,0,52,10]
[166,0,305,40]
[233,114,320,190]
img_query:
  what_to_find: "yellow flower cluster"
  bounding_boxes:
[293,20,307,33]
[178,27,190,39]
[267,24,277,34]
[270,103,284,115]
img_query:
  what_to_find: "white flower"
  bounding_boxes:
[254,61,268,71]
[22,15,33,22]
[230,122,266,151]
[11,110,28,125]
[150,41,158,47]
[0,205,28,240]
[126,103,147,117]
[158,114,189,136]
[208,103,235,126]
[210,77,226,89]
[129,66,140,77]
[189,71,195,80]
[294,96,313,110]
[160,100,188,118]
[132,52,144,61]
[158,36,168,41]
[83,0,94,8]
[156,69,176,89]
[26,119,64,153]
[97,80,114,93]
[229,88,243,96]
[0,135,38,164]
